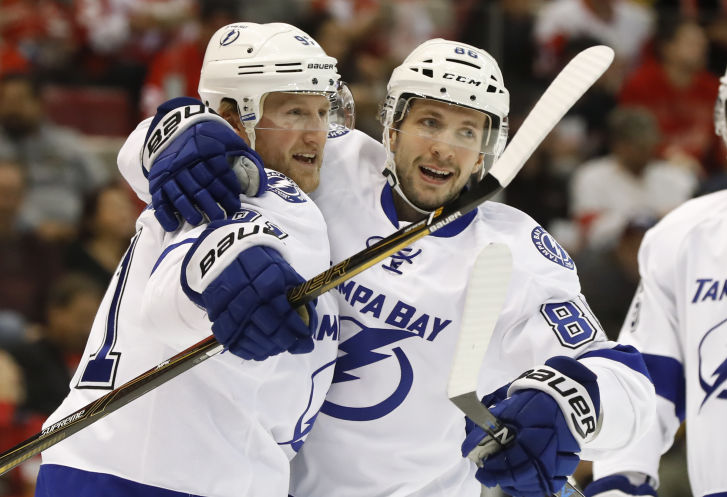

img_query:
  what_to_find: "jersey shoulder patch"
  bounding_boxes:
[530,226,575,270]
[266,171,307,203]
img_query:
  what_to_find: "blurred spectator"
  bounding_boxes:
[534,0,654,82]
[0,73,109,242]
[0,41,29,77]
[619,17,724,173]
[458,0,541,117]
[63,183,138,290]
[0,159,62,325]
[0,0,79,83]
[73,0,197,110]
[569,106,698,250]
[1,274,102,496]
[574,215,655,340]
[0,348,40,497]
[5,274,103,417]
[140,0,239,117]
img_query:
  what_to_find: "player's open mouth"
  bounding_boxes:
[293,153,317,164]
[419,165,453,181]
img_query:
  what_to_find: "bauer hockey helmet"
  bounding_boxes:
[198,22,354,147]
[379,39,510,213]
[715,65,727,148]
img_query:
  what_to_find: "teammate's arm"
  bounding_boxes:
[143,214,317,360]
[120,97,266,231]
[584,228,685,497]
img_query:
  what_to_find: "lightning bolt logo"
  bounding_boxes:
[279,359,337,452]
[321,316,415,421]
[698,317,727,410]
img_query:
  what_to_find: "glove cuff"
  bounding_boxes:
[181,217,292,308]
[142,102,232,176]
[508,361,600,445]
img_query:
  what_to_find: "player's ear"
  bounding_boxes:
[472,153,485,176]
[388,128,398,151]
[218,99,250,145]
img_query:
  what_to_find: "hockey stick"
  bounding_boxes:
[448,244,584,497]
[0,45,614,476]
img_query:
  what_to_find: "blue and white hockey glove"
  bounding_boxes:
[584,474,658,497]
[181,218,317,360]
[199,245,317,360]
[143,97,266,231]
[461,356,601,497]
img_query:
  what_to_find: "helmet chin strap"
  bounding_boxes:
[243,124,257,150]
[382,163,432,216]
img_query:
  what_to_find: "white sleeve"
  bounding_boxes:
[591,226,684,483]
[117,118,153,204]
[478,223,655,460]
[142,206,295,339]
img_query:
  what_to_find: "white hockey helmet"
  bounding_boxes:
[380,39,510,212]
[198,22,354,146]
[715,65,727,149]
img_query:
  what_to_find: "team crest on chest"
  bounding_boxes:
[531,226,575,270]
[266,171,306,203]
[366,235,422,274]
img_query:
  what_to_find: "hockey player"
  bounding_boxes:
[583,69,727,497]
[34,23,353,497]
[117,40,655,497]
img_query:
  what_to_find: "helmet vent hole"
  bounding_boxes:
[440,87,446,93]
[445,58,481,70]
[247,48,253,53]
[470,95,476,101]
[238,64,264,75]
[422,68,433,78]
[275,62,303,73]
[486,84,498,93]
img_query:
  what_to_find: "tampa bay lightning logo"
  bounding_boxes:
[327,124,350,139]
[321,317,415,421]
[266,171,306,203]
[698,317,727,410]
[219,29,240,46]
[531,226,575,270]
[366,236,422,274]
[278,359,336,452]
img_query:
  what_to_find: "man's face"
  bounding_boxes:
[253,92,329,193]
[390,99,486,211]
[0,163,25,230]
[0,79,42,137]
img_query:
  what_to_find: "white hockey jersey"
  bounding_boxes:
[291,130,654,497]
[592,191,727,497]
[116,123,655,497]
[37,167,339,497]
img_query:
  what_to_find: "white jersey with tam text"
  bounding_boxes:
[37,163,338,497]
[288,130,655,497]
[592,191,727,497]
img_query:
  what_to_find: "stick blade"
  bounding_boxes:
[447,243,512,399]
[489,45,615,188]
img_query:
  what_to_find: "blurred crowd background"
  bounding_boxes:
[0,0,721,495]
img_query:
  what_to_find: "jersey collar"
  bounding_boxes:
[380,183,477,238]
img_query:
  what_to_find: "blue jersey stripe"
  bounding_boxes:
[578,344,652,380]
[36,464,203,497]
[642,353,686,422]
[151,238,196,275]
